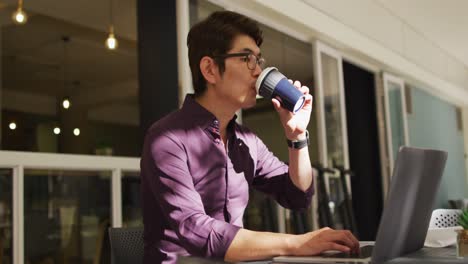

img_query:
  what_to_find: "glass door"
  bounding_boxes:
[382,73,410,175]
[313,41,350,229]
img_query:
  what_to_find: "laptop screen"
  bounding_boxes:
[371,146,447,263]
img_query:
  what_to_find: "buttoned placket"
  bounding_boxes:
[224,137,231,222]
[208,119,231,222]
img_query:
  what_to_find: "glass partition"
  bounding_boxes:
[387,82,406,161]
[122,171,141,228]
[320,53,347,229]
[24,169,111,264]
[1,1,139,157]
[313,41,352,231]
[406,86,466,208]
[0,169,12,264]
[321,53,345,168]
[383,73,409,173]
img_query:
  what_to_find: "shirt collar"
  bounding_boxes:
[181,94,238,136]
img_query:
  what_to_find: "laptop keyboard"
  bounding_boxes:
[323,245,374,259]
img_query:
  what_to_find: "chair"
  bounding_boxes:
[449,199,468,210]
[108,227,143,264]
[428,209,461,228]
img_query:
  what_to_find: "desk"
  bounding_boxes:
[385,247,467,264]
[177,247,467,264]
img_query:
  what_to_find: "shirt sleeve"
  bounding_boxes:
[146,132,241,258]
[252,135,314,211]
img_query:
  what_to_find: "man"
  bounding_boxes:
[141,11,359,263]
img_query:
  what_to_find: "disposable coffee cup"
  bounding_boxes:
[255,67,306,113]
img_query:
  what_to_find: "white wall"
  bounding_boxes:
[300,0,468,90]
[210,0,468,107]
[464,107,468,185]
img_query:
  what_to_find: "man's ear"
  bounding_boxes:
[199,56,219,85]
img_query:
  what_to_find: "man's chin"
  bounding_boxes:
[242,100,257,110]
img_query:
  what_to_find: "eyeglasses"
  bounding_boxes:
[213,52,266,70]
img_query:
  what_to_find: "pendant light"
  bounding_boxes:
[105,0,118,50]
[12,0,28,25]
[61,36,71,109]
[9,122,17,130]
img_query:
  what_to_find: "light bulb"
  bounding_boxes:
[9,122,17,130]
[53,127,61,135]
[62,98,71,109]
[73,128,80,136]
[12,8,28,24]
[105,33,118,50]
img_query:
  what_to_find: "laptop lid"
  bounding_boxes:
[371,146,447,263]
[273,146,448,263]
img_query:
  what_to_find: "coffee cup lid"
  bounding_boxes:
[255,67,277,94]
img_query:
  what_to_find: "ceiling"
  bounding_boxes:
[2,14,137,98]
[375,0,468,69]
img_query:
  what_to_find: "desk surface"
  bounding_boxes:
[385,247,467,264]
[177,246,467,264]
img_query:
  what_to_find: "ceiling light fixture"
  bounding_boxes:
[105,0,118,50]
[105,26,118,50]
[61,36,71,109]
[73,128,80,136]
[9,122,17,130]
[12,0,28,25]
[53,127,61,135]
[62,97,71,109]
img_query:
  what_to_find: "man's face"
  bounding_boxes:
[213,35,263,110]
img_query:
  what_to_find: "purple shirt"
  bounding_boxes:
[141,95,314,263]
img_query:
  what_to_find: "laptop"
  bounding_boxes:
[273,146,448,263]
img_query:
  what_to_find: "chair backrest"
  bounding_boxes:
[108,227,144,264]
[449,199,468,210]
[428,209,462,228]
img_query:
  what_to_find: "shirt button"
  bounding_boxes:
[215,138,221,144]
[213,120,219,125]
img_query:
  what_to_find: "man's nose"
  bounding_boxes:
[253,63,262,77]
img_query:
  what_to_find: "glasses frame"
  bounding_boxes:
[213,52,265,70]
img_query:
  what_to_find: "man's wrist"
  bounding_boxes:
[284,234,299,255]
[286,131,307,141]
[286,130,309,149]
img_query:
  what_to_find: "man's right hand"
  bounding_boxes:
[288,227,360,256]
[225,227,360,262]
